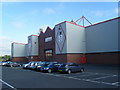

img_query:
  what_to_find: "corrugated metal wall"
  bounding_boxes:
[86,18,119,53]
[12,43,27,57]
[27,35,38,56]
[66,23,85,53]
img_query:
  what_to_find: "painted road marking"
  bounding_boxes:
[0,79,17,90]
[83,72,119,76]
[91,75,117,80]
[40,72,120,87]
[71,73,98,77]
[112,82,120,85]
[20,68,120,87]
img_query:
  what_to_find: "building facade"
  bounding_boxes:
[38,27,56,62]
[11,35,39,62]
[54,21,86,64]
[11,42,28,62]
[27,35,39,61]
[12,17,120,64]
[85,17,119,64]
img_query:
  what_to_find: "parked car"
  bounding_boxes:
[0,61,3,66]
[34,61,46,71]
[26,62,36,69]
[58,63,84,74]
[30,61,42,70]
[0,61,8,66]
[6,62,21,67]
[37,62,56,71]
[41,63,61,73]
[22,62,32,69]
[4,61,12,66]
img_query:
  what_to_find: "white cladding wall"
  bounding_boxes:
[28,35,38,56]
[55,23,67,54]
[12,43,27,57]
[55,22,86,54]
[86,19,119,53]
[28,36,32,56]
[66,23,85,53]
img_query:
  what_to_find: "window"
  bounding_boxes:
[68,63,78,66]
[45,50,53,57]
[45,37,52,42]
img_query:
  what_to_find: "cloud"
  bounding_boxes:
[0,36,11,41]
[43,8,56,14]
[0,36,12,55]
[91,11,104,17]
[29,10,38,16]
[90,9,117,17]
[11,22,23,28]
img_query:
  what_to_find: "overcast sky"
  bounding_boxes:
[0,0,119,56]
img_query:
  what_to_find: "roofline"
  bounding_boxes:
[55,21,85,28]
[85,17,120,28]
[47,26,53,30]
[66,21,85,28]
[44,26,53,33]
[55,21,66,26]
[12,42,27,45]
[31,35,39,37]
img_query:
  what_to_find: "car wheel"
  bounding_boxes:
[48,69,52,73]
[68,69,71,74]
[80,68,84,72]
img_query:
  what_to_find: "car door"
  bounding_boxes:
[54,64,60,71]
[68,63,76,72]
[71,63,79,72]
[74,64,80,71]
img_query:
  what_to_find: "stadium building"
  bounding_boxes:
[11,16,120,64]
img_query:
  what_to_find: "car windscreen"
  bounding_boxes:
[60,64,66,67]
[47,63,55,67]
[41,63,50,66]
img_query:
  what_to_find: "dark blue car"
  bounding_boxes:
[36,62,52,71]
[30,61,42,70]
[58,63,84,74]
[41,63,61,73]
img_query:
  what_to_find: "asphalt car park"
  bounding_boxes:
[1,64,120,89]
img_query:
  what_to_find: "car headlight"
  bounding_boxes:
[65,68,69,71]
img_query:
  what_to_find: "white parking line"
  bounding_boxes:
[40,72,119,87]
[0,79,17,90]
[91,75,117,80]
[61,76,118,86]
[112,82,120,85]
[83,72,119,76]
[72,73,98,77]
[82,79,117,86]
